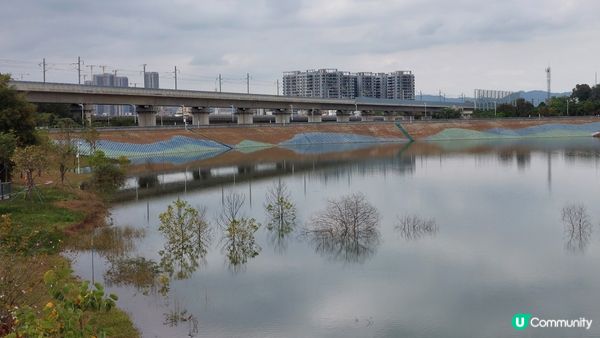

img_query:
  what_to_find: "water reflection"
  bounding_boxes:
[395,214,439,240]
[264,180,297,253]
[104,256,168,296]
[303,193,381,263]
[217,192,261,272]
[561,203,593,253]
[163,299,199,337]
[67,226,145,259]
[158,198,212,279]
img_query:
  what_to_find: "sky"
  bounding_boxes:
[0,0,599,97]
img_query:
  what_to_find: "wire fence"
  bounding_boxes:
[0,182,12,201]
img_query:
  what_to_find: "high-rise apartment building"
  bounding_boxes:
[90,73,131,115]
[144,72,160,89]
[283,69,415,100]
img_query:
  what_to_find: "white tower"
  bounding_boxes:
[545,67,551,102]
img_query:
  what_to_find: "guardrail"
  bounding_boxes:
[0,182,12,201]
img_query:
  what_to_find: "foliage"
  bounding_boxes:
[11,145,49,199]
[88,151,125,196]
[218,193,261,271]
[431,107,461,119]
[396,214,439,240]
[82,127,100,154]
[0,132,16,181]
[0,74,37,145]
[53,118,77,184]
[264,180,297,252]
[8,269,119,338]
[158,198,211,279]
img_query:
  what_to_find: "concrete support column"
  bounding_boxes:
[359,110,374,121]
[190,107,211,126]
[70,104,94,126]
[136,105,157,127]
[307,109,322,123]
[235,108,254,125]
[272,108,292,124]
[336,110,351,122]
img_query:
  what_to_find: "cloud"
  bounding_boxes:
[1,0,599,94]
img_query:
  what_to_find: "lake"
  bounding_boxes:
[69,138,600,337]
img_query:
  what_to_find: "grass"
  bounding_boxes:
[0,184,140,337]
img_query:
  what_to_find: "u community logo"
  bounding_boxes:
[512,313,593,331]
[512,313,531,330]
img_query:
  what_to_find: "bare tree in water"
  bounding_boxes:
[264,179,297,253]
[303,193,380,263]
[396,214,438,240]
[561,203,593,253]
[218,192,261,272]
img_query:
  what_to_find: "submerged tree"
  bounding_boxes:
[264,180,297,253]
[158,198,211,279]
[304,193,381,263]
[395,214,439,240]
[218,192,261,272]
[561,203,593,253]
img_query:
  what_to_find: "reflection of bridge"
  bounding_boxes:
[11,81,474,127]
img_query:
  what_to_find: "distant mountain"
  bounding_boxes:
[517,90,569,105]
[418,90,570,106]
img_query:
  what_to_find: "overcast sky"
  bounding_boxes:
[1,0,599,96]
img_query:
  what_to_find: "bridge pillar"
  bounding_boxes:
[136,105,157,127]
[307,109,322,123]
[359,110,375,121]
[336,110,352,122]
[70,104,94,126]
[272,108,292,124]
[235,108,254,125]
[190,107,211,126]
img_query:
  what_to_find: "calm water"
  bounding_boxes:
[70,138,600,338]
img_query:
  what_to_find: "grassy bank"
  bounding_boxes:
[0,184,139,337]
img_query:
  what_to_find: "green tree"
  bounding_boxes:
[53,119,77,184]
[264,180,296,252]
[0,74,37,145]
[158,198,211,280]
[82,127,100,154]
[571,84,592,102]
[88,151,125,196]
[590,85,600,101]
[0,132,16,181]
[11,145,48,199]
[218,193,261,272]
[515,98,535,117]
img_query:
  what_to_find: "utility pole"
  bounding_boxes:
[246,73,250,94]
[419,90,422,101]
[142,64,147,87]
[41,58,46,83]
[77,56,82,84]
[218,74,222,92]
[276,79,280,96]
[174,66,178,90]
[86,64,94,81]
[595,72,598,86]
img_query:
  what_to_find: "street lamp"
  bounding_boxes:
[566,98,570,116]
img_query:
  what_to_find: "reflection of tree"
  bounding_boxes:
[395,214,438,240]
[66,226,145,259]
[163,299,199,337]
[104,256,170,296]
[218,192,261,272]
[264,180,297,253]
[304,193,380,263]
[561,203,593,253]
[158,198,212,280]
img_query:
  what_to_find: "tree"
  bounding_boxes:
[217,193,261,272]
[303,193,381,263]
[88,151,125,195]
[0,74,37,145]
[396,214,438,240]
[264,180,297,252]
[158,198,211,279]
[515,98,535,117]
[11,145,48,199]
[561,203,592,252]
[590,85,600,101]
[53,118,77,184]
[0,132,16,181]
[82,126,99,154]
[571,84,592,102]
